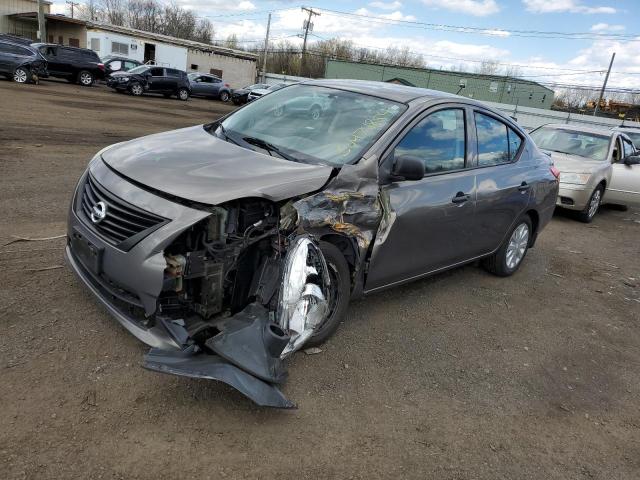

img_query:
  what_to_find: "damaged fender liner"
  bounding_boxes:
[143,348,295,409]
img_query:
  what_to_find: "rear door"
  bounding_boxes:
[365,104,478,292]
[606,135,640,206]
[469,110,532,257]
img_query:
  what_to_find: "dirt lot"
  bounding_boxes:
[1,79,639,480]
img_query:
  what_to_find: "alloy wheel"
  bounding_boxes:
[588,189,601,219]
[179,89,188,100]
[13,68,28,83]
[131,84,143,95]
[220,92,229,102]
[80,72,93,86]
[505,223,529,270]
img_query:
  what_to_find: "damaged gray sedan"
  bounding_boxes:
[65,80,559,407]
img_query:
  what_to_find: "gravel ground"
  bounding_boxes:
[1,79,639,480]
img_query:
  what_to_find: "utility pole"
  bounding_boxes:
[594,52,615,116]
[37,0,46,41]
[66,1,80,18]
[261,13,271,83]
[300,6,320,77]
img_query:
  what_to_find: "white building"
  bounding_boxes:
[86,23,258,88]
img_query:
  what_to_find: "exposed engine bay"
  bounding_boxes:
[143,198,334,407]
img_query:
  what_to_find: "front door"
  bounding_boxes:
[365,106,478,292]
[143,43,155,64]
[606,136,640,206]
[146,67,166,92]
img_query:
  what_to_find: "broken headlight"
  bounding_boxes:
[277,236,330,357]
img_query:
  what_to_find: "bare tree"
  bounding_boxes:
[99,0,126,26]
[224,34,239,50]
[475,60,500,75]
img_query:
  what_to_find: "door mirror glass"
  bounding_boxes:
[624,155,640,166]
[392,155,425,181]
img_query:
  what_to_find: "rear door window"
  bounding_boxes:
[149,67,164,77]
[622,137,635,158]
[394,108,467,174]
[475,112,516,166]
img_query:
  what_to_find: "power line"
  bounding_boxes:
[314,7,640,41]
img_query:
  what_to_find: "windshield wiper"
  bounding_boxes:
[242,136,301,162]
[216,123,241,146]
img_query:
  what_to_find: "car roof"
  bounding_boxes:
[0,39,36,49]
[302,79,464,103]
[612,125,640,132]
[536,123,616,137]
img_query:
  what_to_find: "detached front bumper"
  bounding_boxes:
[556,183,591,210]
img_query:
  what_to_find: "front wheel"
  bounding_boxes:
[304,241,351,347]
[177,88,189,101]
[129,82,143,96]
[482,216,532,277]
[577,185,603,223]
[78,70,94,86]
[13,67,28,83]
[219,91,230,102]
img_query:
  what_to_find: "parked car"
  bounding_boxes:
[0,39,47,83]
[246,82,289,102]
[231,83,270,105]
[612,126,640,148]
[32,43,104,86]
[106,65,191,100]
[530,123,640,221]
[102,55,142,76]
[65,80,558,408]
[187,72,231,101]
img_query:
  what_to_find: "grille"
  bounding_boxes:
[79,174,166,249]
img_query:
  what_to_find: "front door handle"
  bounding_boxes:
[452,192,470,204]
[518,182,531,192]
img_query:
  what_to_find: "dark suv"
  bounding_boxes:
[106,65,191,100]
[32,43,104,86]
[0,40,47,83]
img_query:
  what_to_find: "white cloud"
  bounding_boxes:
[421,0,500,17]
[590,23,625,32]
[369,1,403,9]
[175,0,255,12]
[49,2,67,15]
[480,29,510,37]
[354,8,416,21]
[522,0,616,14]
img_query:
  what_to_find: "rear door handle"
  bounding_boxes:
[452,192,470,204]
[518,182,531,192]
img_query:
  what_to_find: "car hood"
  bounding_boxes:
[543,150,607,173]
[101,125,334,205]
[250,89,270,95]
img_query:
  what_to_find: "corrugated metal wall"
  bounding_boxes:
[325,60,554,109]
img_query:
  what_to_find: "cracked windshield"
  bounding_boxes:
[219,84,405,166]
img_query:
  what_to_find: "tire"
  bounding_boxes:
[13,67,28,83]
[219,91,230,102]
[129,82,143,96]
[78,70,94,86]
[177,88,189,101]
[482,215,533,277]
[304,241,351,347]
[577,185,603,223]
[310,105,321,120]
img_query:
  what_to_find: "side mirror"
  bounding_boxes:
[624,155,640,166]
[391,155,425,181]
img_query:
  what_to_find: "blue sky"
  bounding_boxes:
[50,0,640,89]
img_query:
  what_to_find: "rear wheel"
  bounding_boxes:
[577,185,603,223]
[78,70,94,86]
[219,91,230,102]
[177,88,189,101]
[482,215,532,277]
[310,105,321,120]
[304,241,351,347]
[13,67,28,83]
[129,82,143,96]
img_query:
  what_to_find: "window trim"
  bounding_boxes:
[472,108,525,169]
[380,103,471,180]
